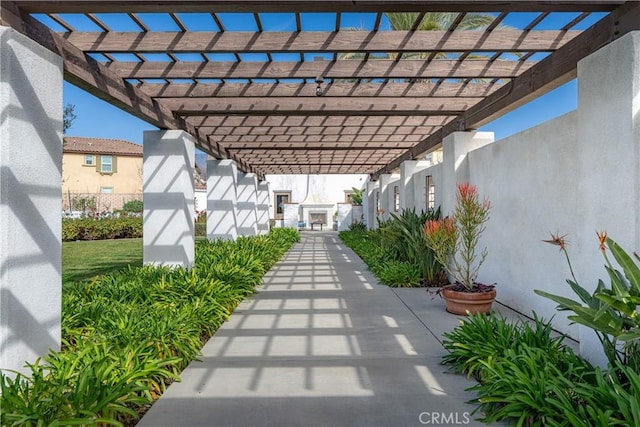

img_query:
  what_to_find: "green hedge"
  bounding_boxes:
[1,228,300,426]
[62,217,143,241]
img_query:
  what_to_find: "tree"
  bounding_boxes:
[63,103,77,134]
[337,12,499,82]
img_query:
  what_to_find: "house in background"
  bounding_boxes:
[63,136,143,194]
[62,136,143,212]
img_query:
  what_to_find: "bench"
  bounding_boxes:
[310,221,324,231]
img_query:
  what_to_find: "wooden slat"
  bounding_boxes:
[226,145,412,150]
[190,115,452,128]
[138,81,501,98]
[108,59,534,79]
[164,96,476,116]
[208,125,436,136]
[8,1,622,13]
[65,30,580,53]
[216,131,428,143]
[372,1,640,180]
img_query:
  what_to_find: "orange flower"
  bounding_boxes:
[457,182,477,201]
[597,230,608,253]
[543,232,568,251]
[424,220,441,236]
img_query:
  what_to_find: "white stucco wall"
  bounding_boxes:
[467,112,580,338]
[573,32,640,364]
[0,27,63,375]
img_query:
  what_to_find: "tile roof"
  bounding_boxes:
[63,136,143,156]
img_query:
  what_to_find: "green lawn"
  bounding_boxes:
[62,238,143,283]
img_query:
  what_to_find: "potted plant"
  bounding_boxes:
[423,182,495,315]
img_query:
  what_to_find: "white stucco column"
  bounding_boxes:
[378,174,392,221]
[575,31,640,365]
[441,131,494,215]
[0,27,63,375]
[364,180,378,229]
[206,158,238,241]
[400,160,429,212]
[237,172,259,236]
[143,130,195,268]
[256,181,270,235]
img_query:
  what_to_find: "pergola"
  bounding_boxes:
[3,1,638,180]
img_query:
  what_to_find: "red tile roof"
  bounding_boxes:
[63,136,143,156]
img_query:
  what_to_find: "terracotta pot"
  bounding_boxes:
[442,287,496,315]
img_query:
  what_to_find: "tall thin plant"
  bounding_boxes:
[423,183,491,291]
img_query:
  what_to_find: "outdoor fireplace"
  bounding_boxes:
[309,212,328,225]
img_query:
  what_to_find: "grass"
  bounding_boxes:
[62,238,142,283]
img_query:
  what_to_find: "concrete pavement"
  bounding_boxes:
[139,232,518,427]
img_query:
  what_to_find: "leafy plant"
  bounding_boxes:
[376,260,421,287]
[340,208,445,287]
[423,182,491,291]
[122,200,143,213]
[535,232,640,373]
[1,228,300,425]
[350,187,363,205]
[442,312,569,380]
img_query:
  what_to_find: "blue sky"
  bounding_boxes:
[57,11,603,156]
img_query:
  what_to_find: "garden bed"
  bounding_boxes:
[1,228,300,426]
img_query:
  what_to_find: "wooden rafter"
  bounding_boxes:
[161,96,479,116]
[137,81,502,98]
[2,0,637,176]
[107,59,535,80]
[8,1,622,13]
[64,30,580,53]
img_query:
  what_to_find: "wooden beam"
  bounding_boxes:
[216,132,427,143]
[66,30,579,54]
[161,96,479,116]
[189,114,453,127]
[110,59,534,80]
[206,124,436,136]
[138,81,501,98]
[226,145,411,150]
[9,1,622,13]
[371,1,640,180]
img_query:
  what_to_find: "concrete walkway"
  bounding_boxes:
[139,232,514,427]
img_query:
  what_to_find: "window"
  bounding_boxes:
[274,191,291,220]
[100,186,113,194]
[393,185,400,212]
[345,190,353,204]
[426,175,435,212]
[99,155,114,173]
[84,154,94,166]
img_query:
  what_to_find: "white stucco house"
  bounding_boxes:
[266,174,367,230]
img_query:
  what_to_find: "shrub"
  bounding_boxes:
[340,208,446,287]
[442,312,640,426]
[62,217,143,241]
[122,200,143,213]
[374,260,421,287]
[1,228,300,425]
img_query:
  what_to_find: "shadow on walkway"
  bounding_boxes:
[139,232,506,427]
